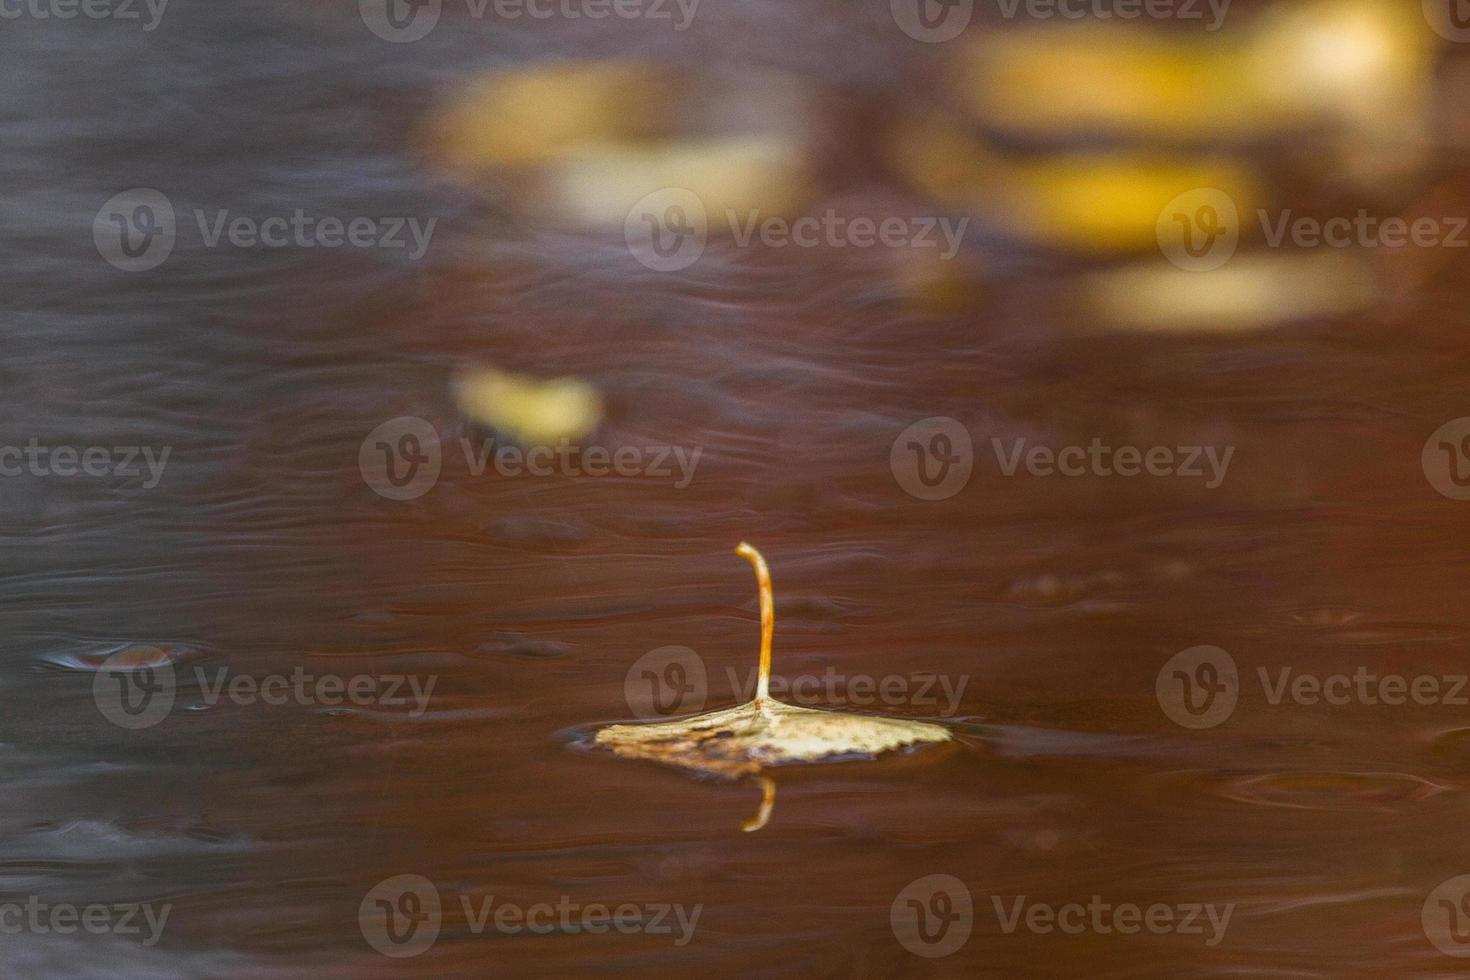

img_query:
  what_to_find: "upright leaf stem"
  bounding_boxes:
[735,542,773,702]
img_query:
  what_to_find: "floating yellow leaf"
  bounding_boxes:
[425,61,817,229]
[595,544,952,784]
[452,366,603,446]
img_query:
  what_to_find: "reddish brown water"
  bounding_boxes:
[7,2,1470,977]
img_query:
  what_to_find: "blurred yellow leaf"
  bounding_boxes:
[426,61,816,230]
[888,115,1260,252]
[453,366,603,447]
[1078,251,1377,333]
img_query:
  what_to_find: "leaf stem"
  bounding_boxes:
[741,776,776,833]
[735,542,773,702]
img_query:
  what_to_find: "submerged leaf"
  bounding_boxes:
[594,543,952,781]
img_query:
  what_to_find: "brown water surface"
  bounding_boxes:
[6,2,1470,976]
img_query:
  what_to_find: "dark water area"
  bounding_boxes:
[6,1,1470,977]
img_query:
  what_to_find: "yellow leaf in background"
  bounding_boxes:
[452,367,603,447]
[428,61,668,173]
[957,28,1261,140]
[1248,0,1436,186]
[956,2,1437,147]
[596,544,952,810]
[1001,155,1261,253]
[547,136,811,231]
[1077,251,1377,334]
[1247,0,1435,117]
[887,114,1261,253]
[425,61,817,230]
